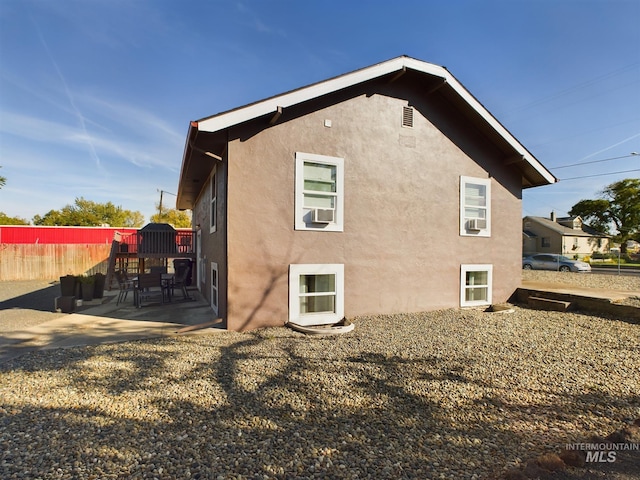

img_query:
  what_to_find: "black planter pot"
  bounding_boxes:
[60,275,77,297]
[78,276,95,302]
[93,273,106,299]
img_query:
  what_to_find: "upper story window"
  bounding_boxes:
[210,168,217,234]
[460,176,491,237]
[295,152,344,232]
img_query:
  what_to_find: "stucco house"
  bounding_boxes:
[522,213,611,258]
[176,56,556,331]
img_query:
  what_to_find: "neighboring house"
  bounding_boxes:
[176,56,556,331]
[625,240,640,254]
[522,213,610,258]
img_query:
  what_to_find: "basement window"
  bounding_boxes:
[289,264,344,326]
[211,262,218,315]
[461,264,492,307]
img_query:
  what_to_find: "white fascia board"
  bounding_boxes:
[196,56,555,185]
[196,57,413,133]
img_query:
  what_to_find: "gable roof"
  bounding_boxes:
[177,56,556,209]
[523,216,611,238]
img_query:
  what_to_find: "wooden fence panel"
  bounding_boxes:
[0,244,111,281]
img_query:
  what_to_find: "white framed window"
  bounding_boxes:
[295,152,344,232]
[460,176,491,237]
[289,264,344,326]
[210,168,217,234]
[460,264,492,307]
[211,262,218,315]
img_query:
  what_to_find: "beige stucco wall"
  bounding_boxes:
[222,88,523,331]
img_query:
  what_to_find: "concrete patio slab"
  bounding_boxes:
[0,287,223,364]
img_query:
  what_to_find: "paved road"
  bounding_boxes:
[591,267,640,277]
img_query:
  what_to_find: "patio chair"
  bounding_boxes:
[171,266,192,301]
[135,273,170,308]
[115,270,135,305]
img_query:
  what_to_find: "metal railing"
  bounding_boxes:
[117,230,196,258]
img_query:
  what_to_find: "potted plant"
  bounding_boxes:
[77,275,95,302]
[93,273,106,299]
[59,275,77,297]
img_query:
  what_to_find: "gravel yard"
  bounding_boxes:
[1,273,639,479]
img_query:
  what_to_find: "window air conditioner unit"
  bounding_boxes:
[468,218,487,231]
[312,208,335,223]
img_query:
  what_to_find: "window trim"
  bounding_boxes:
[209,168,217,234]
[211,262,218,315]
[197,229,203,287]
[460,264,492,307]
[289,264,344,326]
[460,176,491,237]
[295,152,344,232]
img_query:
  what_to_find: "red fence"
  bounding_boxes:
[0,226,138,244]
[0,226,195,281]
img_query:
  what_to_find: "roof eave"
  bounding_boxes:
[188,55,556,188]
[176,122,199,211]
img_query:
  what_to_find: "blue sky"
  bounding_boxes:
[1,0,639,224]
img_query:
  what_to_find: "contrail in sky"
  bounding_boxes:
[579,132,640,161]
[34,20,104,170]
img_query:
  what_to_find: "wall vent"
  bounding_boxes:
[402,106,414,128]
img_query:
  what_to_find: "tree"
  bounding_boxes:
[568,199,611,234]
[569,178,640,251]
[150,205,192,228]
[32,197,145,227]
[0,212,29,225]
[0,166,5,189]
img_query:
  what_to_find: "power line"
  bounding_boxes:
[529,118,640,150]
[502,62,640,116]
[561,168,640,181]
[551,153,640,170]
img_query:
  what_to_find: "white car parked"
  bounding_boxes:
[522,254,591,272]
